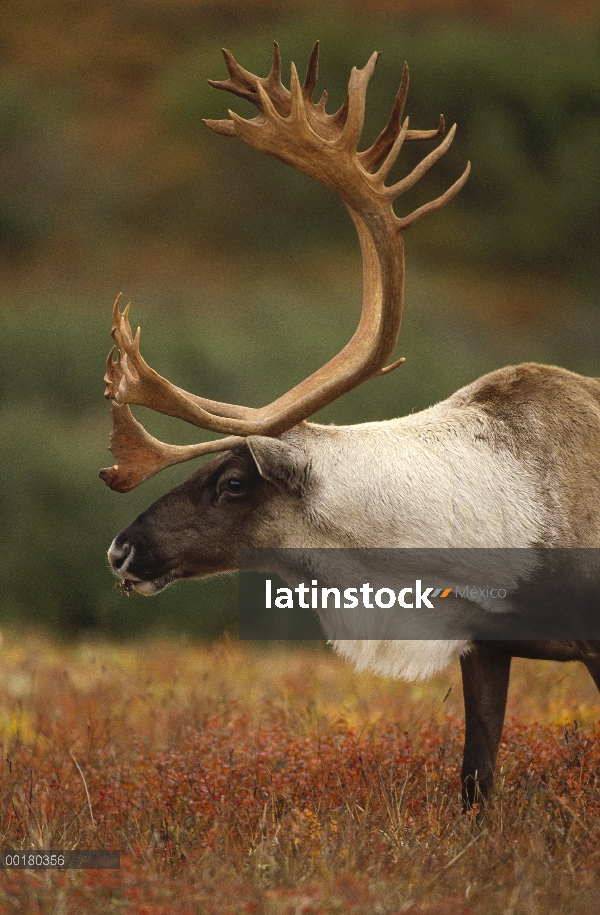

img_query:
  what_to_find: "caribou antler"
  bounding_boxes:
[101,42,470,492]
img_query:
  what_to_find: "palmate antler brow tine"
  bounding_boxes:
[102,45,470,491]
[99,402,244,493]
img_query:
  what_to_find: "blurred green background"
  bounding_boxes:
[1,0,599,638]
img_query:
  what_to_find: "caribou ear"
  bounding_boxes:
[246,437,310,494]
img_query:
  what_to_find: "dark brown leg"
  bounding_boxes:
[460,643,511,811]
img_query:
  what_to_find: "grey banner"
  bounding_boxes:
[239,548,600,640]
[0,850,120,869]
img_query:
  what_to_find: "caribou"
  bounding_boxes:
[102,43,600,809]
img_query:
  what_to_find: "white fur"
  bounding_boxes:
[332,638,467,681]
[279,395,548,681]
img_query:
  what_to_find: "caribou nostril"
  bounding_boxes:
[107,538,133,573]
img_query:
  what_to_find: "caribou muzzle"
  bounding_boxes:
[107,531,176,596]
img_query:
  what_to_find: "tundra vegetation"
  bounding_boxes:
[0,634,599,913]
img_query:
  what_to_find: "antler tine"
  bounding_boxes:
[289,63,310,126]
[397,159,471,231]
[359,61,409,173]
[316,90,328,109]
[209,45,290,116]
[204,45,288,137]
[303,40,319,100]
[268,41,282,80]
[385,122,458,200]
[222,47,255,87]
[202,117,236,137]
[263,41,286,98]
[207,49,257,101]
[360,63,446,174]
[337,52,380,152]
[373,116,410,185]
[406,114,445,142]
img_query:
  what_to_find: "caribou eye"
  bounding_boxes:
[218,476,247,498]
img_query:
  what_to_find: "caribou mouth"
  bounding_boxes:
[114,574,175,597]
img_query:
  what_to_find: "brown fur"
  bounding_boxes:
[452,364,600,546]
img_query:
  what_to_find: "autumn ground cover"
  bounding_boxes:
[0,632,599,914]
